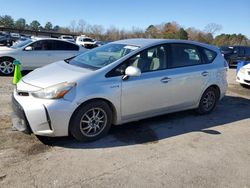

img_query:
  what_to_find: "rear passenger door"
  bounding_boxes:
[164,43,214,108]
[49,40,80,62]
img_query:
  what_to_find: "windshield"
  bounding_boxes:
[220,46,234,54]
[69,43,139,70]
[83,38,94,42]
[63,36,73,39]
[11,39,32,49]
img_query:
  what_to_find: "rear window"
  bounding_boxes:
[203,48,217,63]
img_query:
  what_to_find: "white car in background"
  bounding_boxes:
[59,35,75,43]
[76,35,97,49]
[236,63,250,86]
[0,38,87,75]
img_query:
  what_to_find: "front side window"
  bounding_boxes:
[69,43,139,70]
[107,45,168,77]
[29,40,54,51]
[169,44,202,68]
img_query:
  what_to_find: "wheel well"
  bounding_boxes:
[68,98,117,134]
[0,56,15,61]
[208,85,221,100]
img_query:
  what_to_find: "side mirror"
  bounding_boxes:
[123,66,141,80]
[24,46,33,51]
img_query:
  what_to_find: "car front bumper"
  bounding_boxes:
[236,71,250,86]
[11,95,32,134]
[11,89,77,137]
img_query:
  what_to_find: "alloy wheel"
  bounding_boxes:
[202,90,216,112]
[79,108,107,137]
[0,61,14,75]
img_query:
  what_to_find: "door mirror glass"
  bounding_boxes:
[24,46,33,51]
[125,66,141,77]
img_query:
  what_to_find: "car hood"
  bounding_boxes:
[0,47,15,52]
[243,63,250,69]
[22,61,93,88]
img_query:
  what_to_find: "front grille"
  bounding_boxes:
[244,79,250,84]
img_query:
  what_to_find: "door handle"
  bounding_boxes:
[201,71,209,76]
[161,77,171,83]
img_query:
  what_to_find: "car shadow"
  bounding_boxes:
[37,95,250,149]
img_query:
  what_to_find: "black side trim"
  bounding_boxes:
[43,105,52,130]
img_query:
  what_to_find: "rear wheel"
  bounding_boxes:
[197,87,218,114]
[0,58,15,76]
[69,100,112,142]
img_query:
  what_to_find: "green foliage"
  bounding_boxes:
[0,15,14,28]
[213,33,250,46]
[30,20,40,31]
[53,25,60,31]
[145,25,158,38]
[15,18,26,30]
[176,28,188,40]
[44,22,53,30]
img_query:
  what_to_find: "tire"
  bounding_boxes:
[196,87,218,115]
[69,100,112,142]
[0,57,15,76]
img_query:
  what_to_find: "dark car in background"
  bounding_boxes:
[220,46,250,67]
[0,32,11,46]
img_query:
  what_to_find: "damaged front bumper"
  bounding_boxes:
[11,95,32,134]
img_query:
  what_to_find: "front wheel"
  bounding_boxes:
[69,100,112,142]
[0,58,15,76]
[196,87,218,114]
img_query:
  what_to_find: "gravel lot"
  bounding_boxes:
[0,69,249,188]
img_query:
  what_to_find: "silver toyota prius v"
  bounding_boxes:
[11,39,228,141]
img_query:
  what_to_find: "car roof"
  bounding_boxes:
[112,38,218,51]
[31,37,77,44]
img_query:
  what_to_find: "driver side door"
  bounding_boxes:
[119,45,170,121]
[21,40,55,70]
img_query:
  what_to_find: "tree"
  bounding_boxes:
[204,23,222,35]
[90,24,104,40]
[0,15,14,28]
[176,28,188,40]
[15,18,26,30]
[213,33,250,46]
[53,25,60,31]
[78,19,86,33]
[44,22,53,30]
[30,20,41,31]
[69,20,77,32]
[162,22,179,39]
[145,25,158,38]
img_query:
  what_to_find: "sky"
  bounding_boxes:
[1,0,250,37]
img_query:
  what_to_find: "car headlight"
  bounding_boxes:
[239,68,246,74]
[31,82,76,99]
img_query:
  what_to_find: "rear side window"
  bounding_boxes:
[169,44,202,68]
[203,48,217,63]
[54,41,79,51]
